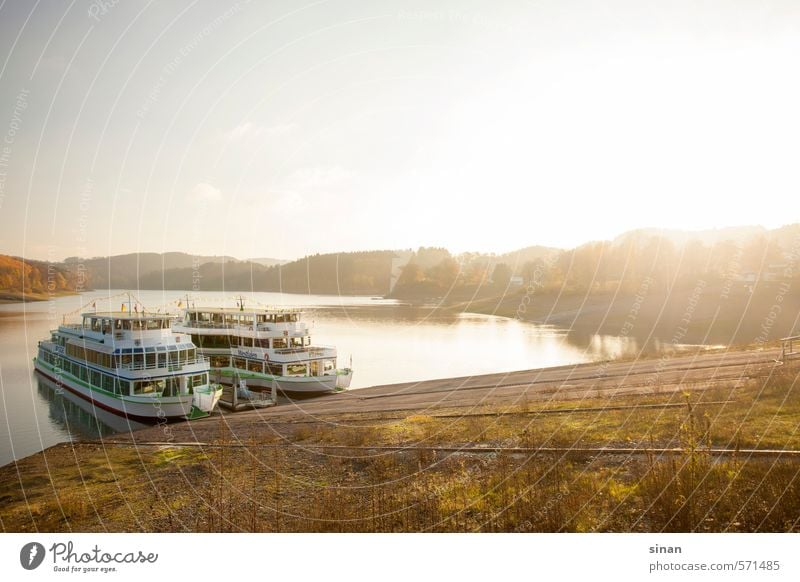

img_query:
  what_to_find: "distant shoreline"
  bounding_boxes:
[0,290,76,304]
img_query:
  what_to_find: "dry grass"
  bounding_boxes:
[1,361,798,532]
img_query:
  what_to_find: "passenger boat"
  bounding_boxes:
[34,310,223,421]
[172,305,354,397]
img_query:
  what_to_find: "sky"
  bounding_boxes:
[1,0,799,261]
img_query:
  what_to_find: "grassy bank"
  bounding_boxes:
[2,360,798,532]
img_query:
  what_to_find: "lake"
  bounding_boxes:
[0,289,645,466]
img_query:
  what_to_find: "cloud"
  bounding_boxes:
[190,183,223,201]
[283,165,355,191]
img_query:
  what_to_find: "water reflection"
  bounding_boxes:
[36,374,147,439]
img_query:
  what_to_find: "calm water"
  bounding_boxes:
[0,290,643,466]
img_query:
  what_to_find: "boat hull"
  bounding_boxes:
[211,367,341,396]
[34,360,194,421]
[193,384,224,413]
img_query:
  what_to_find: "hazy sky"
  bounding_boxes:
[1,0,799,261]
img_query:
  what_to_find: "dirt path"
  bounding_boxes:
[115,346,782,444]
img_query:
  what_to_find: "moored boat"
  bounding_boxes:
[34,309,223,421]
[172,305,354,397]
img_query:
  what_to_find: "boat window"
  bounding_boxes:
[247,360,263,374]
[290,314,298,322]
[257,338,270,348]
[324,360,335,373]
[268,363,282,376]
[115,379,130,396]
[133,379,165,395]
[145,353,156,368]
[210,355,230,368]
[91,370,101,387]
[290,337,303,348]
[201,334,230,349]
[233,357,247,369]
[163,377,181,397]
[241,337,253,347]
[90,319,101,332]
[273,338,287,349]
[285,363,307,377]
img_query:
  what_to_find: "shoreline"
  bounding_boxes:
[0,290,77,303]
[3,344,799,532]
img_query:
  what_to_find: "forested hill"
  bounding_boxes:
[0,255,76,299]
[136,250,398,295]
[0,250,400,296]
[3,222,799,299]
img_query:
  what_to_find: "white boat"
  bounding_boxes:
[172,305,354,397]
[34,309,223,421]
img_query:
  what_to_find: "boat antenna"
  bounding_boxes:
[239,295,245,311]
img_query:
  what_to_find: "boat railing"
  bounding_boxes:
[271,345,337,357]
[174,321,237,330]
[116,355,209,372]
[176,321,305,333]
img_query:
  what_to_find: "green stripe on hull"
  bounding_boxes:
[34,356,188,406]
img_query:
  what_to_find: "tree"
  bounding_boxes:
[426,257,460,292]
[491,263,512,288]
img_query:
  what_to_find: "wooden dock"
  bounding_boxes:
[218,379,277,411]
